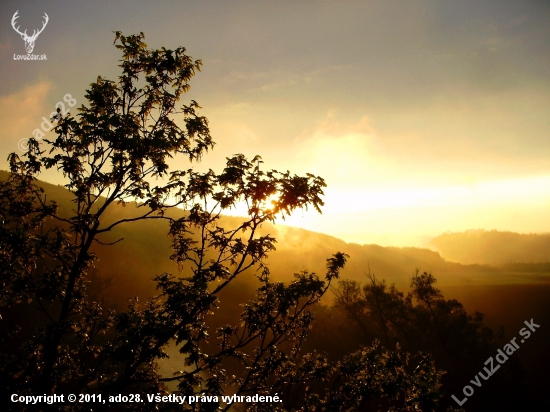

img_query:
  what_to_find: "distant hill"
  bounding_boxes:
[429,229,550,265]
[2,171,549,306]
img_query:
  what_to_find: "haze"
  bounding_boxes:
[1,0,549,246]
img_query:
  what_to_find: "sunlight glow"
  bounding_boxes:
[275,174,550,246]
[319,175,550,215]
[260,193,280,212]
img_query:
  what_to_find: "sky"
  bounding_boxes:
[1,0,549,247]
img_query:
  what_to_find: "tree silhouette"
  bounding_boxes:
[1,33,446,411]
[330,270,537,411]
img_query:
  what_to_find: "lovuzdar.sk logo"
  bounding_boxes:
[11,10,49,61]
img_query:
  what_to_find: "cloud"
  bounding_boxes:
[293,114,390,187]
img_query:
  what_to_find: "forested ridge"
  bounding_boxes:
[430,230,550,265]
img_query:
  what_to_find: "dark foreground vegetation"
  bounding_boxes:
[1,33,548,411]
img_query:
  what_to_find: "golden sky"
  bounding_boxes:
[1,0,549,246]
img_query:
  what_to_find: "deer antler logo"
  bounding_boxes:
[11,10,49,54]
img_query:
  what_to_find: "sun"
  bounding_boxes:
[260,193,280,212]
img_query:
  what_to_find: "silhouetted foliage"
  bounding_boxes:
[328,270,537,411]
[0,33,449,411]
[333,271,494,358]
